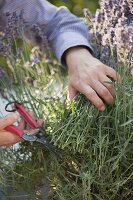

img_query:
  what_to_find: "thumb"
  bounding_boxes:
[68,85,78,101]
[0,113,19,130]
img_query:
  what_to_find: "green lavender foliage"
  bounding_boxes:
[0,0,133,200]
[1,67,132,200]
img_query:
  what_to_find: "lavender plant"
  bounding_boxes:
[84,0,133,68]
[0,0,133,200]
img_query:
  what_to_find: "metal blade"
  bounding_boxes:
[36,137,57,153]
[22,134,37,142]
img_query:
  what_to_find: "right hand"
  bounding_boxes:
[0,113,23,147]
[0,113,43,147]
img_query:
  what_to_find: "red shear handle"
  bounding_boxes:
[14,103,41,129]
[5,125,24,137]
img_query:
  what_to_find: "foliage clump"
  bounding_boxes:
[0,0,133,200]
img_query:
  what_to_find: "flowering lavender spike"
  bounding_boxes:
[85,0,133,67]
[0,66,6,78]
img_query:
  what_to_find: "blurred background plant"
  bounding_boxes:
[49,0,99,15]
[0,0,133,200]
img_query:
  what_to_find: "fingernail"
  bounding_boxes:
[100,106,105,112]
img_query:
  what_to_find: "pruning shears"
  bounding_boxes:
[5,102,57,153]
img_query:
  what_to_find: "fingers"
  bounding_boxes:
[80,85,106,111]
[18,111,44,130]
[37,119,44,126]
[68,85,78,100]
[26,111,44,129]
[18,111,35,130]
[0,130,23,147]
[85,75,116,109]
[0,113,19,130]
[18,119,25,130]
[95,79,115,105]
[106,67,121,82]
[100,75,116,97]
[69,75,116,111]
[0,110,44,147]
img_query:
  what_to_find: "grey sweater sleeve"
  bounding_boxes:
[1,0,92,63]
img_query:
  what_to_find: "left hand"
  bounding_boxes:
[65,47,120,111]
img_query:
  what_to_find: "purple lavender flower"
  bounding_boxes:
[0,10,26,57]
[85,0,133,67]
[30,57,40,65]
[0,66,6,77]
[16,48,22,57]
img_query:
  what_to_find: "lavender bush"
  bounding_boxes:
[84,0,133,68]
[0,0,133,199]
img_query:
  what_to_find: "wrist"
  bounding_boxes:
[65,46,96,71]
[65,46,93,64]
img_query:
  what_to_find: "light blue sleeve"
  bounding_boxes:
[3,0,92,64]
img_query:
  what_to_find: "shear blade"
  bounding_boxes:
[36,138,57,153]
[22,134,37,142]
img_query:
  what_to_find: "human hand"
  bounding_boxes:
[65,47,120,111]
[0,113,43,147]
[0,113,22,146]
